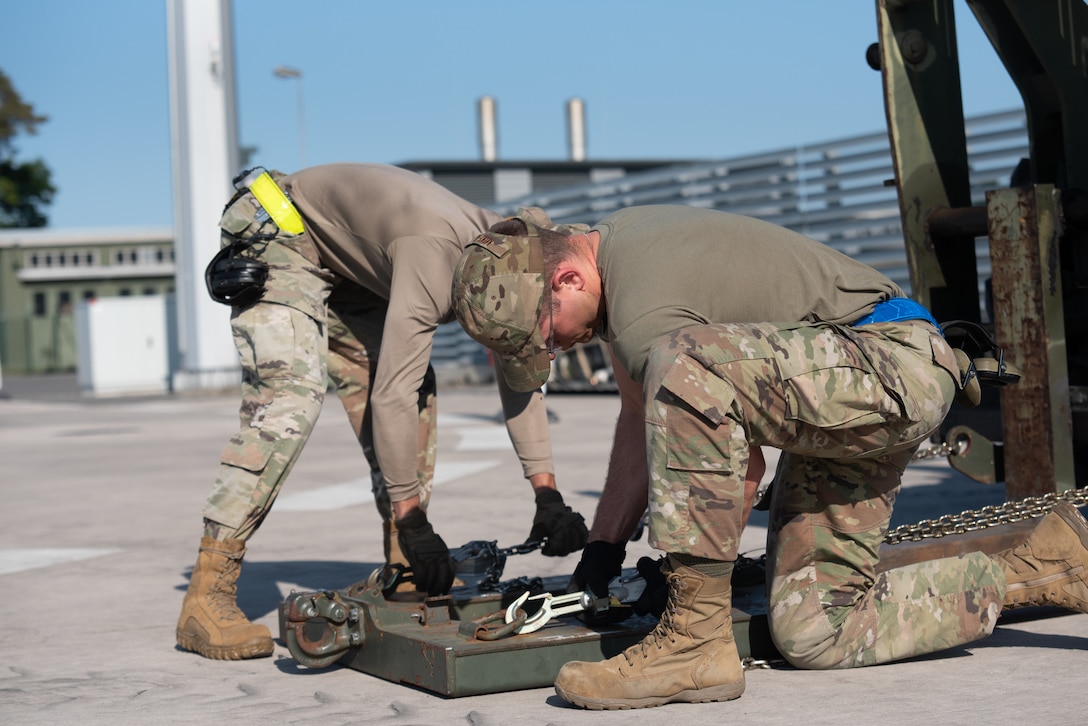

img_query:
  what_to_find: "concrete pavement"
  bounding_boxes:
[1,377,1086,725]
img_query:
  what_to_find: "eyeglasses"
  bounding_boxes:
[546,301,557,357]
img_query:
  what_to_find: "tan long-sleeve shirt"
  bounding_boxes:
[282,163,554,501]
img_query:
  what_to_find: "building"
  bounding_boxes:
[0,227,175,373]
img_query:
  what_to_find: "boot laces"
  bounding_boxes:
[624,572,684,665]
[208,554,246,621]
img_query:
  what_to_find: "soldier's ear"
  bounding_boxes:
[554,266,585,291]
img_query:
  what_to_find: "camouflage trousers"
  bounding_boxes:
[642,320,1006,669]
[202,207,437,540]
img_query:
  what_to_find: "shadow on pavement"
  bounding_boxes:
[175,559,382,621]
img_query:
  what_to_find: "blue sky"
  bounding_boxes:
[4,0,1022,229]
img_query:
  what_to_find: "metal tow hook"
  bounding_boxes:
[282,590,362,669]
[504,590,611,634]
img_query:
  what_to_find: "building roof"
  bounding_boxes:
[0,227,174,249]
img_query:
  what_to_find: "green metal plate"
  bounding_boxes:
[279,572,777,698]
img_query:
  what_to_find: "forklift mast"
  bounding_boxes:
[875,0,1088,497]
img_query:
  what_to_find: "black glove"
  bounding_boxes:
[528,489,588,556]
[631,555,668,618]
[565,540,626,598]
[395,510,454,596]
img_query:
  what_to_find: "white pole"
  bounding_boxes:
[166,0,242,391]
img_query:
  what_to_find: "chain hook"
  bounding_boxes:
[504,590,607,634]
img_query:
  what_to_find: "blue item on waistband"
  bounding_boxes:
[852,297,942,332]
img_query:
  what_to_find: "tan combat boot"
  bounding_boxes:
[176,537,274,660]
[994,502,1088,613]
[554,555,744,710]
[381,519,418,594]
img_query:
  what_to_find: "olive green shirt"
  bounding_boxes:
[594,205,904,383]
[281,163,553,500]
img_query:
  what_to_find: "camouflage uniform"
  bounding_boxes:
[642,319,1006,668]
[202,192,437,540]
[178,176,578,663]
[452,206,1088,698]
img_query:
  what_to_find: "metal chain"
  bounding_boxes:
[498,540,545,557]
[909,440,961,461]
[475,540,545,592]
[741,657,788,670]
[884,489,1088,544]
[886,443,1088,544]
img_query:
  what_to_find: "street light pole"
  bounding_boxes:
[273,65,305,169]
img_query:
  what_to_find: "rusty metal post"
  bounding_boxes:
[987,185,1075,497]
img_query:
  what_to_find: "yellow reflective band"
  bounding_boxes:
[246,171,305,235]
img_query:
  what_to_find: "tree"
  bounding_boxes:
[0,69,55,228]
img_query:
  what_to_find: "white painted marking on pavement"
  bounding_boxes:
[274,481,368,512]
[0,548,121,576]
[437,413,500,427]
[454,427,513,451]
[276,459,501,512]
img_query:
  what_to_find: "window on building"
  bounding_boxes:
[129,250,138,263]
[119,289,131,296]
[30,253,39,267]
[71,252,81,266]
[33,292,47,316]
[143,287,156,296]
[155,248,165,262]
[58,291,72,315]
[83,290,96,300]
[44,253,53,266]
[58,252,67,265]
[115,250,124,264]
